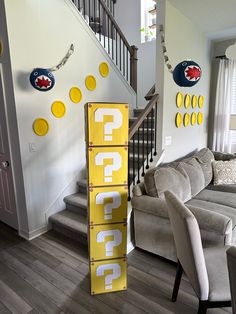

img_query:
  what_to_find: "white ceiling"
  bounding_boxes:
[168,0,236,41]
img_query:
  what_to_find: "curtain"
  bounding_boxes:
[212,59,236,153]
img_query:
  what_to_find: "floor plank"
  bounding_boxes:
[0,222,232,314]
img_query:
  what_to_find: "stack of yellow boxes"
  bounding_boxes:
[85,103,129,295]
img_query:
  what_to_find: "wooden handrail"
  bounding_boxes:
[129,93,158,140]
[145,84,155,101]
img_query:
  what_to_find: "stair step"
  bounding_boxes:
[129,116,154,127]
[133,108,144,117]
[64,193,88,215]
[50,210,87,243]
[77,179,88,194]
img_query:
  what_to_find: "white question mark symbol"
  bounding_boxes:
[95,108,123,141]
[95,152,121,183]
[97,229,122,256]
[96,191,121,220]
[96,263,121,290]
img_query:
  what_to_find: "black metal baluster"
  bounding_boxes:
[142,121,145,176]
[154,102,157,156]
[146,113,149,169]
[137,128,140,184]
[123,43,125,76]
[103,7,106,49]
[78,0,80,10]
[133,136,135,186]
[108,16,110,54]
[120,37,122,71]
[112,22,114,60]
[88,0,91,24]
[83,0,85,17]
[116,30,118,66]
[94,0,96,34]
[99,0,101,41]
[150,109,154,162]
[112,0,115,16]
[126,48,128,81]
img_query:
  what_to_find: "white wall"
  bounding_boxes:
[115,0,156,107]
[159,1,211,162]
[5,0,136,237]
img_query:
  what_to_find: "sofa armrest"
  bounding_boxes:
[187,204,232,237]
[212,151,236,161]
[131,195,168,219]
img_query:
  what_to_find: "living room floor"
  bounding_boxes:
[0,222,232,314]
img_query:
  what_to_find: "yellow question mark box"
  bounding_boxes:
[90,258,127,295]
[89,186,128,225]
[88,146,128,187]
[89,223,127,261]
[86,103,129,147]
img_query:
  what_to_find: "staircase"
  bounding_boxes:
[50,93,158,245]
[49,0,158,245]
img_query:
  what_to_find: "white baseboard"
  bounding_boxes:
[19,225,48,240]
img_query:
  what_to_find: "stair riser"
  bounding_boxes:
[77,185,87,195]
[133,109,154,118]
[51,221,87,244]
[65,203,88,217]
[129,118,155,128]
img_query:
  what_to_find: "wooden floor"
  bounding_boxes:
[0,222,232,314]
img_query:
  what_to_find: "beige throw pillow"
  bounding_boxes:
[213,160,236,185]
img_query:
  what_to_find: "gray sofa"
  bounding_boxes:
[131,148,236,262]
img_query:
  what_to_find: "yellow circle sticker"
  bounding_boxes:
[99,62,109,77]
[176,92,183,108]
[51,101,66,118]
[184,94,191,109]
[175,112,182,128]
[184,113,190,127]
[33,118,49,136]
[85,75,96,91]
[69,87,82,103]
[197,112,203,125]
[0,41,3,57]
[192,95,197,108]
[191,112,197,125]
[198,95,204,108]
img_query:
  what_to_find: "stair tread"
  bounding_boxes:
[64,193,88,208]
[50,210,87,234]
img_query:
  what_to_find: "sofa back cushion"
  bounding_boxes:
[144,165,191,202]
[178,158,205,197]
[194,148,214,186]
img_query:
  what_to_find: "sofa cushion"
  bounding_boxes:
[144,165,191,202]
[194,148,214,186]
[186,197,236,228]
[213,151,236,161]
[212,159,236,185]
[178,158,205,197]
[206,184,236,194]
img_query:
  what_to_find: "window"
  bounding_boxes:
[141,0,157,43]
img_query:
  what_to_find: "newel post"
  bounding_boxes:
[130,45,138,93]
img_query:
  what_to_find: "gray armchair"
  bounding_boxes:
[227,246,236,314]
[165,191,231,314]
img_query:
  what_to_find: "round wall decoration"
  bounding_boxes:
[198,95,204,108]
[173,60,202,87]
[176,92,183,108]
[191,112,197,125]
[51,101,66,118]
[183,113,190,127]
[33,118,49,136]
[184,94,191,109]
[69,87,82,103]
[30,68,55,92]
[85,75,96,91]
[175,112,182,128]
[99,62,109,77]
[192,95,197,108]
[0,41,3,57]
[197,112,203,125]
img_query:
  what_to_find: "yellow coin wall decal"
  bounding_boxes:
[198,95,204,108]
[192,95,197,108]
[176,92,183,108]
[69,87,82,103]
[191,112,197,125]
[33,118,49,136]
[85,75,96,91]
[0,41,3,57]
[183,113,190,127]
[175,112,182,128]
[51,101,66,118]
[184,94,191,109]
[197,112,203,125]
[99,62,109,77]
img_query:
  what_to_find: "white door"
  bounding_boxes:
[0,66,18,229]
